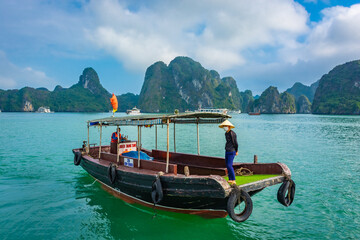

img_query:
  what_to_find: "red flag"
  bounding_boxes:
[110,93,118,113]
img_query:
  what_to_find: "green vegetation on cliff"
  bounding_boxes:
[286,81,318,103]
[3,57,358,115]
[139,56,243,112]
[296,95,312,114]
[0,68,130,112]
[252,86,296,114]
[240,90,254,113]
[312,60,360,115]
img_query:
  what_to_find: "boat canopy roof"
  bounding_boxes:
[88,112,231,126]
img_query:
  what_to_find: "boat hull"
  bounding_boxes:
[78,153,230,217]
[73,148,290,219]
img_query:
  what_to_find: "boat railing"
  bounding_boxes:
[100,151,178,174]
[151,149,228,176]
[233,162,290,176]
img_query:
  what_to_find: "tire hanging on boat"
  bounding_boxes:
[151,175,163,204]
[107,164,117,184]
[277,179,296,207]
[226,187,253,222]
[74,151,82,166]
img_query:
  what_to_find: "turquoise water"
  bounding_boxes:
[0,113,359,239]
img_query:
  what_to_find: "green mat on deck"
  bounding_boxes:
[223,174,279,186]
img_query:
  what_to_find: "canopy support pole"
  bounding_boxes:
[116,126,120,163]
[174,122,176,152]
[197,118,200,155]
[138,125,141,168]
[166,118,170,173]
[87,123,90,154]
[155,125,157,150]
[99,123,102,159]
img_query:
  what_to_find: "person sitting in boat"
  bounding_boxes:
[219,120,238,185]
[110,127,122,153]
[111,128,121,143]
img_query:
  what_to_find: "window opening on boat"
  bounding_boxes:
[117,126,120,163]
[87,122,90,154]
[173,122,176,153]
[99,122,102,159]
[166,118,170,173]
[155,125,157,150]
[197,117,200,155]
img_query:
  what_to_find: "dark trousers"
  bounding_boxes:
[225,151,236,180]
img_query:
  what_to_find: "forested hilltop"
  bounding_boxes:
[138,57,252,112]
[312,60,360,114]
[0,68,138,112]
[0,57,359,115]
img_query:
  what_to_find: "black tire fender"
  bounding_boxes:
[74,151,82,166]
[227,188,253,222]
[277,179,296,207]
[107,164,117,184]
[151,175,163,204]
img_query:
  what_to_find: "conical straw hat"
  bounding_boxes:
[219,120,235,129]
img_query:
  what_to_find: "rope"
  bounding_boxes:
[235,167,253,176]
[84,179,98,188]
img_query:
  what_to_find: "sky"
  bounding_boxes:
[1,0,360,95]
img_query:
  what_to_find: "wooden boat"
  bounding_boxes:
[248,112,261,115]
[72,112,295,222]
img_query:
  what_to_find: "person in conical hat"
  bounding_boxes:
[219,120,238,185]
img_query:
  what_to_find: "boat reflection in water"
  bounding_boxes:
[72,112,295,222]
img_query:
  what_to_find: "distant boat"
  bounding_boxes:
[126,107,141,115]
[248,112,260,115]
[36,106,53,113]
[229,110,241,114]
[187,108,228,114]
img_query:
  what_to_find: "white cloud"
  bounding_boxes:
[281,4,360,63]
[85,0,310,71]
[308,4,360,58]
[0,51,56,90]
[2,0,360,94]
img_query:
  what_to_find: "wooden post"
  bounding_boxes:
[197,118,200,155]
[116,126,120,163]
[138,125,141,168]
[254,155,258,164]
[166,118,170,173]
[99,123,102,159]
[174,122,176,152]
[155,125,157,150]
[87,123,90,154]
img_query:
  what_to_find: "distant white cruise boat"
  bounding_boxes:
[194,108,228,115]
[126,106,141,115]
[36,106,53,113]
[229,110,241,114]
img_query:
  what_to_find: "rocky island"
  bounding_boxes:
[0,57,359,115]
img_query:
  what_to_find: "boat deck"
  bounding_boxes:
[223,174,280,185]
[82,145,289,191]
